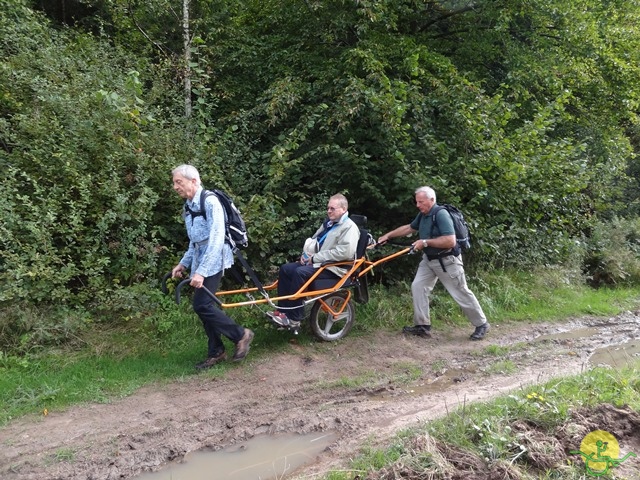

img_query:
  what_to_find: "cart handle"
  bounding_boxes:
[376,240,417,251]
[174,278,222,306]
[162,273,222,307]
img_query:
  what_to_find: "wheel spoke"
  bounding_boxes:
[331,312,349,322]
[323,317,335,334]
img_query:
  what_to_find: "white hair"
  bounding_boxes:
[172,164,201,187]
[415,186,436,202]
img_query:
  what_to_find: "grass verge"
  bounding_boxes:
[319,365,640,480]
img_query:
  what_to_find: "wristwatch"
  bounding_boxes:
[422,239,428,247]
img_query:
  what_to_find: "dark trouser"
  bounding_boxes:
[277,262,340,321]
[192,272,244,357]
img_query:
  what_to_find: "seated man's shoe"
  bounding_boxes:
[233,328,255,362]
[266,310,291,327]
[470,322,490,340]
[402,325,432,338]
[195,351,227,370]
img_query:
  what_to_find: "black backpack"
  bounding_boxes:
[184,189,249,250]
[431,204,471,252]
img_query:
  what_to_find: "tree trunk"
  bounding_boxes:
[183,0,192,117]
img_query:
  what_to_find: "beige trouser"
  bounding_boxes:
[411,255,487,327]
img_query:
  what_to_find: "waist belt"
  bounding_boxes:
[426,252,455,261]
[193,239,209,247]
[425,251,458,272]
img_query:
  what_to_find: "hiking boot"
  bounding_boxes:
[232,328,254,362]
[470,322,490,341]
[195,351,227,370]
[402,325,432,338]
[266,310,291,327]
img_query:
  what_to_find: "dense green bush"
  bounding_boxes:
[1,0,639,350]
[582,217,640,287]
[0,3,186,306]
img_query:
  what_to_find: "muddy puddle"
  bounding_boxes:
[534,323,640,369]
[589,340,640,369]
[368,367,478,399]
[132,431,337,480]
[535,327,600,342]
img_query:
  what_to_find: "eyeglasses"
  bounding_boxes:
[327,206,340,211]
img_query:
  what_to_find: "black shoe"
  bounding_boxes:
[470,323,490,340]
[402,325,432,338]
[195,351,227,370]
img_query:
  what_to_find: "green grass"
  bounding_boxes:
[315,361,423,391]
[477,268,640,323]
[430,359,448,373]
[485,359,517,375]
[322,365,640,479]
[1,267,639,426]
[484,344,511,356]
[0,345,214,422]
[0,299,295,424]
[360,267,640,333]
[52,447,76,463]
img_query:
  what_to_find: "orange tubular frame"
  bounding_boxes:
[209,245,414,309]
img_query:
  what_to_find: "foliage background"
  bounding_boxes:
[2,0,640,350]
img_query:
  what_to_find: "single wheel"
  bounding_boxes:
[309,291,355,341]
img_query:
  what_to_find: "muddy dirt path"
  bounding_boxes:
[1,311,639,480]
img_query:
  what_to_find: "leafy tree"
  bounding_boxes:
[195,0,640,268]
[2,0,640,316]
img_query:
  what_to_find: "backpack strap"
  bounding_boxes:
[428,205,459,272]
[430,205,442,236]
[184,190,212,224]
[198,190,214,221]
[430,205,452,242]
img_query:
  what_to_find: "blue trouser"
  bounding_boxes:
[192,271,244,357]
[277,262,339,321]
